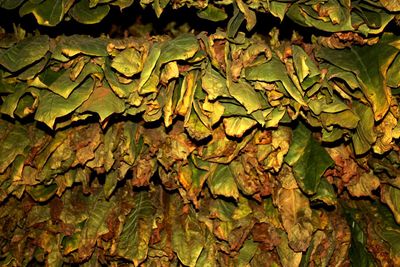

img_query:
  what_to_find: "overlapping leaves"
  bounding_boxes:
[2,5,400,265]
[1,0,399,36]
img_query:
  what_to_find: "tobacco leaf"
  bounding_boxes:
[77,82,125,122]
[115,191,155,265]
[245,56,306,106]
[285,122,333,195]
[0,35,49,72]
[316,34,400,121]
[207,163,240,200]
[70,0,110,24]
[275,187,314,252]
[19,0,65,26]
[35,78,95,128]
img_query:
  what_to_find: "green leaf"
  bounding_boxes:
[207,163,240,200]
[236,0,256,31]
[58,35,109,57]
[111,0,134,10]
[343,205,377,267]
[292,45,320,86]
[285,122,333,195]
[316,34,400,120]
[381,185,400,224]
[201,66,230,100]
[228,81,266,113]
[185,108,212,141]
[111,48,143,77]
[170,194,205,267]
[35,78,95,128]
[0,84,28,118]
[0,35,49,72]
[78,190,116,260]
[237,239,258,266]
[78,82,125,121]
[352,102,376,155]
[0,122,30,173]
[269,2,288,21]
[227,3,245,38]
[34,0,65,26]
[70,0,110,24]
[116,191,155,265]
[286,1,353,33]
[158,33,199,64]
[245,57,306,106]
[104,58,134,98]
[387,54,400,88]
[197,4,227,22]
[48,62,102,98]
[138,43,161,94]
[0,0,24,10]
[310,178,337,206]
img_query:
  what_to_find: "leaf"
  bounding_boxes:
[22,0,65,26]
[78,190,116,260]
[170,194,205,267]
[269,1,288,21]
[223,116,256,138]
[111,0,134,10]
[237,239,258,266]
[35,78,95,128]
[292,45,320,86]
[347,172,380,197]
[276,188,314,252]
[0,84,28,118]
[285,123,333,195]
[286,1,353,33]
[159,33,199,64]
[316,34,400,120]
[310,178,337,206]
[138,43,161,94]
[227,3,245,38]
[0,0,24,9]
[70,0,110,24]
[185,108,212,141]
[116,191,155,265]
[245,57,306,106]
[381,185,400,224]
[207,163,240,200]
[276,230,303,267]
[380,0,400,12]
[228,81,266,113]
[27,184,58,202]
[0,122,30,173]
[236,0,256,31]
[104,58,134,98]
[48,62,102,98]
[343,204,377,267]
[197,4,227,22]
[78,82,125,121]
[59,35,109,57]
[111,48,143,77]
[0,35,49,72]
[201,66,230,100]
[352,102,376,155]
